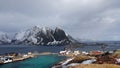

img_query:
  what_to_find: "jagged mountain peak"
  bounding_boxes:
[13,26,73,45]
[41,27,53,35]
[29,26,53,33]
[31,25,41,31]
[55,27,63,31]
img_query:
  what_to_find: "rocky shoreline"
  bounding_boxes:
[52,49,120,68]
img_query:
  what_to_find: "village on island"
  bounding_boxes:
[52,45,120,68]
[0,52,52,64]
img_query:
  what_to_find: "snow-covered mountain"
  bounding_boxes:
[0,32,11,44]
[12,26,73,45]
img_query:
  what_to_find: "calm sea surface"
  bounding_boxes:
[0,45,65,54]
[0,43,120,54]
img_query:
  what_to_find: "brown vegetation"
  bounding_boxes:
[112,50,120,58]
[95,54,117,64]
[69,64,120,68]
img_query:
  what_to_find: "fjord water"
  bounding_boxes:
[0,45,66,54]
[0,55,65,68]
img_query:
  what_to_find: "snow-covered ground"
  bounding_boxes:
[81,59,96,64]
[62,58,74,65]
[67,63,79,66]
[116,58,120,63]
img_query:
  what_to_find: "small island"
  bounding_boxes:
[52,48,120,68]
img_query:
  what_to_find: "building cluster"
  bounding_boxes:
[0,52,34,64]
[59,49,105,56]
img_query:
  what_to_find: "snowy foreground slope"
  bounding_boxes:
[12,26,74,45]
[0,32,11,44]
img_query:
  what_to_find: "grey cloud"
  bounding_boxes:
[0,0,120,40]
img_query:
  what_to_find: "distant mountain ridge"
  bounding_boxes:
[0,26,76,45]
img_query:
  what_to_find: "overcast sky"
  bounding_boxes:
[0,0,120,41]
